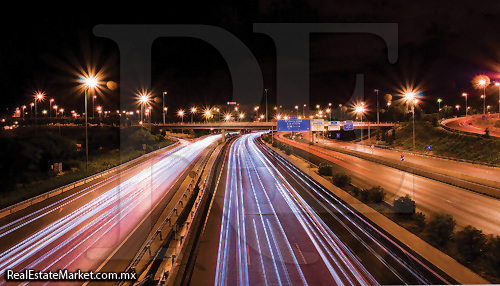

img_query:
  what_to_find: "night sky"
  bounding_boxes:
[2,0,500,117]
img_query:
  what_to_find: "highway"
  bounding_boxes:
[301,131,500,185]
[0,135,220,285]
[192,133,451,285]
[442,114,500,137]
[275,133,500,236]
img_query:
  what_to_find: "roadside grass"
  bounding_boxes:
[388,121,500,164]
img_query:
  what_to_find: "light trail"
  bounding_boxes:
[0,135,220,284]
[214,132,450,285]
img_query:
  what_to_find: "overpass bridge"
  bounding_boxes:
[156,121,396,130]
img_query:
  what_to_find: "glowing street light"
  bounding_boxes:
[295,105,299,117]
[437,98,442,111]
[203,109,212,122]
[178,110,185,123]
[137,92,151,123]
[34,92,44,134]
[403,91,418,151]
[462,93,468,116]
[82,75,100,172]
[22,105,26,121]
[473,75,490,114]
[53,105,58,119]
[303,104,306,117]
[496,82,500,114]
[239,113,245,122]
[190,107,197,123]
[353,103,366,141]
[163,91,167,125]
[49,98,54,118]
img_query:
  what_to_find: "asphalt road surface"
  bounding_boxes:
[193,133,451,286]
[0,135,220,285]
[442,114,500,137]
[276,133,500,236]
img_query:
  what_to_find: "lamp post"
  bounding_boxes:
[82,76,99,172]
[178,110,185,123]
[479,79,487,115]
[462,93,468,116]
[404,91,418,151]
[354,103,366,142]
[496,83,500,115]
[295,105,299,118]
[30,102,34,119]
[190,107,197,123]
[326,108,331,120]
[374,89,379,124]
[265,89,268,122]
[303,104,306,117]
[437,98,442,111]
[138,93,150,123]
[34,93,44,134]
[49,98,54,118]
[53,105,58,119]
[163,91,167,125]
[92,95,96,119]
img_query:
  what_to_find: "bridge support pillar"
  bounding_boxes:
[221,129,226,143]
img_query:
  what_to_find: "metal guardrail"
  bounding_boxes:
[0,140,182,219]
[116,140,223,285]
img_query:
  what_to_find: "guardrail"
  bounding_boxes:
[0,140,182,219]
[115,140,223,285]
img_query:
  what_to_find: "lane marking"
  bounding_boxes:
[295,243,307,265]
[247,244,251,265]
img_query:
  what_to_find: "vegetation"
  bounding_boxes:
[0,126,174,209]
[380,121,500,164]
[317,162,333,176]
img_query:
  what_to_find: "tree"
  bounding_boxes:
[366,186,386,204]
[424,213,456,247]
[454,225,487,265]
[318,162,333,176]
[484,235,500,277]
[331,173,351,188]
[393,195,415,218]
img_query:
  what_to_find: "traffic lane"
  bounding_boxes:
[0,137,218,284]
[444,115,500,137]
[280,136,500,236]
[257,141,445,285]
[0,157,180,285]
[0,143,185,252]
[240,138,341,285]
[300,131,500,184]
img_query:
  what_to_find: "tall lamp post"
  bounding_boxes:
[82,76,99,172]
[49,98,54,118]
[34,93,44,134]
[190,107,197,123]
[354,103,366,142]
[437,98,442,111]
[374,89,379,124]
[22,105,26,121]
[404,92,418,151]
[303,104,306,117]
[163,91,167,125]
[479,79,487,115]
[138,93,150,123]
[92,95,96,119]
[295,105,299,118]
[265,89,268,122]
[462,93,468,116]
[496,83,500,115]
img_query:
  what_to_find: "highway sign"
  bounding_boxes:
[343,121,354,131]
[311,119,326,131]
[401,153,405,161]
[277,119,311,131]
[427,145,431,150]
[328,121,341,131]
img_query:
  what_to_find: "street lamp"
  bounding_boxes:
[178,110,185,123]
[92,95,96,119]
[82,75,99,172]
[22,105,26,121]
[404,91,417,151]
[303,104,306,117]
[326,108,331,120]
[34,92,44,134]
[462,93,468,116]
[138,93,151,123]
[374,89,379,124]
[60,108,64,118]
[354,103,366,141]
[295,105,299,117]
[190,107,197,123]
[53,105,58,119]
[265,88,268,122]
[437,98,442,111]
[496,82,500,115]
[49,98,54,118]
[163,91,167,125]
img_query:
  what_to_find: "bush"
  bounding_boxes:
[284,145,293,155]
[348,185,361,197]
[272,140,278,148]
[331,173,351,188]
[424,213,456,247]
[454,225,487,265]
[366,186,386,204]
[318,162,333,176]
[393,195,415,217]
[484,235,500,277]
[412,212,427,233]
